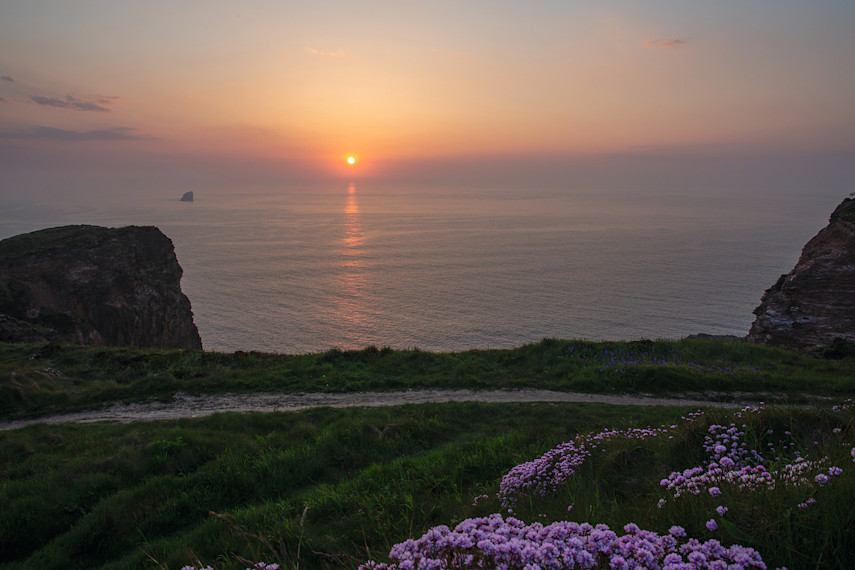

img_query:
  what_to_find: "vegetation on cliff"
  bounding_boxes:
[0,338,854,569]
[2,338,854,419]
[2,398,855,569]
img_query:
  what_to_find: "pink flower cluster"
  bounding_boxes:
[660,462,775,498]
[661,417,844,500]
[181,562,279,570]
[497,438,593,507]
[472,494,490,506]
[497,412,705,506]
[359,515,767,570]
[797,498,817,509]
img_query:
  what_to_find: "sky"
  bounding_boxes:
[1,0,854,197]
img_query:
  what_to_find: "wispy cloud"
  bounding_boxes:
[30,94,111,112]
[1,75,14,82]
[0,126,142,141]
[644,38,689,49]
[305,46,346,57]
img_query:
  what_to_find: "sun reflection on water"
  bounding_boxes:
[333,182,375,343]
[343,183,363,252]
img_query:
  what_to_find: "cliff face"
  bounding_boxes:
[0,225,202,349]
[747,198,855,351]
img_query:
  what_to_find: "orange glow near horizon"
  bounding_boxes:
[2,2,853,185]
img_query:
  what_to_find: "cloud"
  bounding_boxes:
[644,38,688,49]
[1,75,14,82]
[0,126,142,141]
[305,46,346,57]
[30,94,111,112]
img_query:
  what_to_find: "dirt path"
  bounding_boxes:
[0,389,763,431]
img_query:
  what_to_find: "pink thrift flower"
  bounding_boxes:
[706,519,718,531]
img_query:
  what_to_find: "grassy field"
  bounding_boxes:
[2,338,854,418]
[1,339,854,569]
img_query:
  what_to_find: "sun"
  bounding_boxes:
[346,156,356,165]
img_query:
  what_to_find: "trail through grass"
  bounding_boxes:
[3,338,853,419]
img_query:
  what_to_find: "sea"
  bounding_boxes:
[0,182,841,354]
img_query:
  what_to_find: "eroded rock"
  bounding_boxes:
[747,198,855,351]
[0,225,202,349]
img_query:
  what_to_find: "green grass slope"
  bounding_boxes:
[3,338,854,419]
[1,339,854,569]
[2,401,854,569]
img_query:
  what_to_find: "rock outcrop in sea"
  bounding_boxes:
[180,191,194,202]
[0,225,202,349]
[747,197,855,351]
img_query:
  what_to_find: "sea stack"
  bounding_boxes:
[0,225,203,349]
[747,197,855,351]
[180,191,194,202]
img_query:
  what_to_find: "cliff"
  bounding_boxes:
[0,225,202,349]
[747,198,855,351]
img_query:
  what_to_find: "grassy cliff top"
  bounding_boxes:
[2,337,853,420]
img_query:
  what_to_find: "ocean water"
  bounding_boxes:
[0,182,838,354]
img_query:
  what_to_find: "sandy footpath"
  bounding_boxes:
[0,389,764,431]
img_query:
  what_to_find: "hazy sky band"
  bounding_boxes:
[1,0,853,182]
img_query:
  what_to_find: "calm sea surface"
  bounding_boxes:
[0,183,838,353]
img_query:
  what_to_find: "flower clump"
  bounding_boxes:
[359,399,855,570]
[358,515,767,570]
[498,412,705,507]
[181,562,279,570]
[660,408,843,500]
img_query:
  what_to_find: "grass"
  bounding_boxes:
[2,337,854,418]
[1,338,854,569]
[1,400,855,569]
[1,402,683,569]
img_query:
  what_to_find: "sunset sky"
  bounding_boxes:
[1,1,854,195]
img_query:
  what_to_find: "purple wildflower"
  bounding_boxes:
[359,515,766,570]
[706,519,718,531]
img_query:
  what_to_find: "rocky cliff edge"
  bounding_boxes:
[747,198,855,351]
[0,225,202,349]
